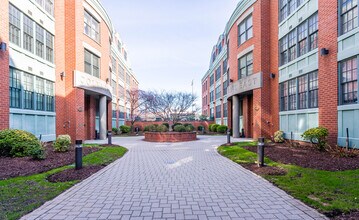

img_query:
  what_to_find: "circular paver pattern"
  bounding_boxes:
[23,136,327,220]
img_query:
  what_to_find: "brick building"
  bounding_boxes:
[202,0,359,147]
[0,0,139,141]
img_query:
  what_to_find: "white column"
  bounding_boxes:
[232,95,240,138]
[99,95,107,140]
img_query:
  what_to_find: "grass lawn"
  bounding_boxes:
[218,142,359,216]
[0,145,127,220]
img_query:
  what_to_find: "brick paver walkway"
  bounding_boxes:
[23,136,327,220]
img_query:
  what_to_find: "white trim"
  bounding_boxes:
[83,42,102,57]
[237,45,254,59]
[236,7,254,26]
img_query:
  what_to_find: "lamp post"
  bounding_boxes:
[257,137,265,167]
[75,140,83,170]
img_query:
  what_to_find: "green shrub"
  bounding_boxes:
[53,135,71,152]
[172,123,182,130]
[28,142,46,160]
[274,130,285,143]
[217,125,228,133]
[120,125,131,133]
[197,125,204,131]
[162,123,169,129]
[185,124,195,132]
[144,125,150,132]
[174,125,186,132]
[183,123,191,127]
[0,129,43,158]
[112,127,119,135]
[301,126,329,151]
[208,124,215,132]
[156,125,168,132]
[211,124,220,132]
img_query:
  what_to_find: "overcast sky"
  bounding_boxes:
[102,0,238,98]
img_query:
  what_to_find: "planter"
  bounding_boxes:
[144,132,197,142]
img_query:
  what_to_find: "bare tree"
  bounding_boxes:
[144,91,199,126]
[126,89,148,132]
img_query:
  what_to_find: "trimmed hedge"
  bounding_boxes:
[174,125,186,132]
[120,125,131,133]
[0,129,44,159]
[216,125,228,133]
[53,135,71,152]
[211,124,220,132]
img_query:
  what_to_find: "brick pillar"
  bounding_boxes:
[75,89,86,141]
[252,89,262,139]
[107,100,112,131]
[227,100,232,130]
[0,0,10,130]
[86,95,96,140]
[318,0,338,145]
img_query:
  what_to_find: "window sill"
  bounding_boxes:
[338,27,359,42]
[338,103,359,111]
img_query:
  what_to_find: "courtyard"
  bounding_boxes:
[22,136,326,220]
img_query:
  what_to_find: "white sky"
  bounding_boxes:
[102,0,238,101]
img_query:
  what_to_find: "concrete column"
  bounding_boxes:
[99,95,107,140]
[232,95,240,138]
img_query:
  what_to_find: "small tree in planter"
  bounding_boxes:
[301,126,329,151]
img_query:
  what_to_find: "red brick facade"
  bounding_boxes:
[0,0,10,130]
[144,132,197,142]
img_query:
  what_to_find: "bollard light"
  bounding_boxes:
[75,140,83,170]
[108,131,112,145]
[227,129,231,144]
[257,137,265,167]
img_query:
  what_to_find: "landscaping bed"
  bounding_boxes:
[0,144,99,180]
[243,143,359,171]
[0,144,127,220]
[218,142,359,219]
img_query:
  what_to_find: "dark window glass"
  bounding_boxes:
[9,4,21,46]
[288,79,297,110]
[288,30,297,62]
[216,105,221,118]
[238,15,253,45]
[36,78,45,111]
[298,21,307,56]
[280,81,288,111]
[215,66,221,81]
[341,58,358,104]
[308,13,318,51]
[84,49,100,78]
[23,73,34,109]
[46,81,54,112]
[36,25,45,58]
[46,32,54,63]
[238,52,253,79]
[280,37,288,65]
[23,15,34,53]
[341,0,358,35]
[9,68,21,108]
[84,11,100,42]
[309,71,319,108]
[298,75,307,109]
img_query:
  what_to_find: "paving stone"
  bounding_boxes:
[21,136,328,220]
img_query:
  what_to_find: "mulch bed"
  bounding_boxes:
[331,211,359,220]
[243,143,359,171]
[47,165,105,183]
[0,144,99,180]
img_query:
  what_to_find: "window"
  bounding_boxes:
[9,4,21,46]
[280,37,288,66]
[111,80,116,93]
[84,11,100,42]
[280,82,288,111]
[36,78,45,111]
[280,0,288,22]
[9,68,21,108]
[308,13,318,51]
[45,32,54,63]
[215,66,221,81]
[216,105,221,118]
[112,103,117,118]
[84,49,100,78]
[215,85,221,100]
[210,91,214,102]
[23,15,34,53]
[126,73,131,85]
[223,59,228,74]
[46,81,54,111]
[44,0,54,16]
[36,25,44,58]
[210,74,214,86]
[298,21,307,57]
[340,57,358,104]
[119,66,125,81]
[210,108,214,119]
[223,103,228,117]
[118,85,124,97]
[341,0,358,35]
[308,71,319,108]
[288,30,296,62]
[238,52,253,79]
[298,75,308,109]
[279,0,306,22]
[288,79,297,110]
[23,73,34,109]
[223,80,228,96]
[238,15,253,45]
[280,13,318,66]
[280,71,318,111]
[111,56,117,73]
